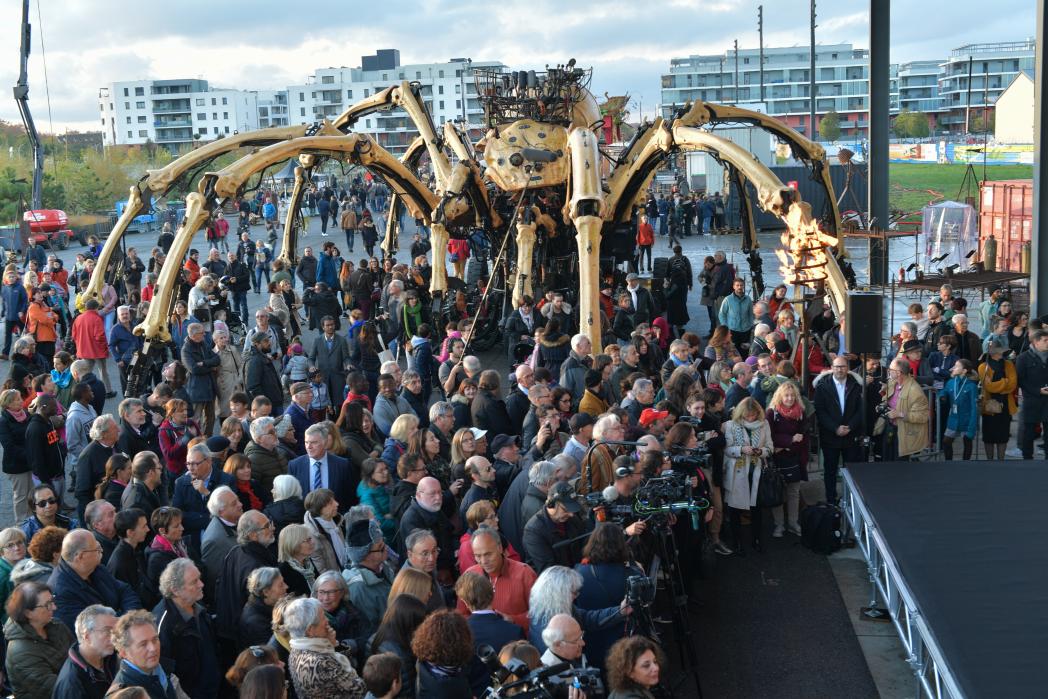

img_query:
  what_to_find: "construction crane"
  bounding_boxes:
[14,0,43,210]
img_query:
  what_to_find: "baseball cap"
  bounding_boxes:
[205,435,231,453]
[469,427,488,441]
[569,413,595,434]
[290,382,312,396]
[639,408,669,428]
[490,434,520,454]
[545,481,582,514]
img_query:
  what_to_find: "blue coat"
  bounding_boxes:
[108,322,142,365]
[718,292,755,333]
[944,375,980,438]
[316,253,339,289]
[171,467,236,551]
[285,403,311,454]
[288,452,358,512]
[1,282,28,322]
[48,559,140,631]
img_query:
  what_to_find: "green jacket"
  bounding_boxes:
[3,618,75,699]
[0,557,14,622]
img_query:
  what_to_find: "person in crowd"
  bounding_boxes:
[224,643,284,692]
[224,452,271,515]
[215,510,278,650]
[289,423,356,510]
[381,414,419,475]
[4,580,75,698]
[277,522,318,598]
[110,608,193,697]
[398,530,445,613]
[522,481,591,572]
[723,397,774,553]
[1016,329,1048,459]
[51,604,118,699]
[154,558,220,698]
[245,417,290,493]
[949,313,983,363]
[362,651,403,699]
[144,506,189,594]
[371,593,427,697]
[84,500,118,564]
[540,613,591,669]
[526,565,625,655]
[879,358,930,461]
[24,395,66,503]
[459,455,499,522]
[606,635,666,699]
[120,452,168,523]
[74,413,118,522]
[766,382,809,537]
[0,526,27,613]
[412,609,475,697]
[117,398,160,458]
[11,524,65,587]
[579,414,624,495]
[979,339,1019,460]
[458,499,522,572]
[942,358,980,461]
[157,399,201,482]
[106,508,153,609]
[458,526,536,631]
[450,378,478,431]
[302,488,347,574]
[23,483,77,543]
[399,477,456,581]
[813,357,863,504]
[312,570,367,653]
[265,474,306,536]
[239,566,288,650]
[199,485,242,604]
[245,333,284,414]
[70,299,114,399]
[343,517,395,639]
[472,369,514,437]
[0,388,33,522]
[357,458,397,542]
[172,441,236,557]
[48,528,140,632]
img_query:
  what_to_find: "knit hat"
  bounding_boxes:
[346,518,383,565]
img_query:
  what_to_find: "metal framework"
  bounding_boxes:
[840,470,965,699]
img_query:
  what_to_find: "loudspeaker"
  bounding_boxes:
[845,292,883,354]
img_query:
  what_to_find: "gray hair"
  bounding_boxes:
[529,566,583,631]
[236,510,268,545]
[593,414,621,440]
[271,474,302,502]
[952,313,968,325]
[304,423,327,442]
[186,322,204,336]
[753,323,771,338]
[283,597,324,639]
[570,333,589,352]
[0,527,25,550]
[631,378,653,394]
[462,356,481,373]
[158,558,199,599]
[404,529,436,553]
[389,280,404,293]
[429,401,453,421]
[380,360,400,376]
[312,570,348,599]
[278,524,312,564]
[540,613,578,650]
[207,485,236,517]
[669,339,689,355]
[551,453,578,477]
[84,500,113,527]
[528,460,558,488]
[89,414,119,441]
[186,442,212,462]
[345,505,375,525]
[74,604,116,645]
[401,369,420,387]
[70,359,91,379]
[117,305,132,316]
[11,336,35,355]
[249,416,276,442]
[470,526,501,548]
[901,321,918,336]
[117,398,143,418]
[246,567,283,599]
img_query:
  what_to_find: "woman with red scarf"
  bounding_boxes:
[145,506,189,599]
[766,382,810,538]
[224,453,271,512]
[158,399,201,479]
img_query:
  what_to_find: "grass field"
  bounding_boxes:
[889,162,1033,216]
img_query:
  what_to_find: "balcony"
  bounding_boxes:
[155,119,191,128]
[153,104,191,114]
[155,132,193,143]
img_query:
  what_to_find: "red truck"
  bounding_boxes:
[22,209,71,249]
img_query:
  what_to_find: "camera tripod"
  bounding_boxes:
[627,520,704,699]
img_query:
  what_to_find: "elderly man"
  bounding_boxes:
[399,477,456,580]
[428,401,455,460]
[579,415,624,495]
[460,456,499,521]
[110,609,192,697]
[242,308,282,363]
[154,558,220,699]
[245,416,289,492]
[290,423,356,509]
[373,373,414,437]
[500,458,564,556]
[443,351,480,396]
[285,382,314,455]
[620,378,654,427]
[244,332,283,414]
[48,529,140,631]
[625,273,656,324]
[52,604,118,699]
[724,362,754,415]
[559,334,593,405]
[343,518,396,638]
[522,481,590,572]
[116,397,160,456]
[284,597,368,697]
[881,358,930,461]
[457,527,537,631]
[75,414,120,523]
[608,343,640,405]
[181,322,221,435]
[506,364,535,427]
[215,510,277,646]
[173,442,236,556]
[520,383,553,452]
[402,529,448,613]
[310,315,352,405]
[200,485,243,601]
[84,500,118,565]
[540,614,590,669]
[948,313,982,362]
[213,327,244,422]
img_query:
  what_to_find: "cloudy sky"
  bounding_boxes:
[0,0,1036,133]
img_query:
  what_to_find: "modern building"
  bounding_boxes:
[895,60,947,130]
[98,79,260,151]
[285,50,504,155]
[255,90,290,129]
[937,40,1036,132]
[994,70,1034,144]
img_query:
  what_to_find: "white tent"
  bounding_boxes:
[922,201,977,271]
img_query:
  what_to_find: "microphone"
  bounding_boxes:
[601,485,619,504]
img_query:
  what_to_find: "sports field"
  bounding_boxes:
[889,162,1032,215]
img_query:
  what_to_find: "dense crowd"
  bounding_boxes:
[0,174,1045,699]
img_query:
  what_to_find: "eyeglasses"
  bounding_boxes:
[2,542,25,550]
[249,645,267,659]
[316,588,341,597]
[34,498,57,507]
[80,547,104,557]
[562,633,585,646]
[33,600,57,610]
[413,548,440,559]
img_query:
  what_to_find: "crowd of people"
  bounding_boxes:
[0,168,1045,699]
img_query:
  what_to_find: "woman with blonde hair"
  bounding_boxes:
[387,566,434,607]
[723,397,774,553]
[765,381,810,538]
[318,420,348,457]
[450,426,481,475]
[380,414,419,474]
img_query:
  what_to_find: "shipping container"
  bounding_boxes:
[978,179,1032,272]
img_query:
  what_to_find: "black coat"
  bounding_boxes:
[1016,349,1048,422]
[303,288,342,331]
[25,412,66,482]
[227,259,252,293]
[522,510,590,573]
[279,560,314,598]
[111,658,181,699]
[264,496,306,536]
[398,501,456,572]
[117,419,161,457]
[813,373,864,447]
[76,440,116,521]
[239,598,275,650]
[296,255,318,286]
[0,409,29,475]
[497,469,531,556]
[119,479,168,522]
[79,373,107,416]
[181,338,220,403]
[51,644,117,699]
[244,346,283,411]
[471,389,513,438]
[505,388,530,430]
[215,541,277,641]
[152,597,221,699]
[107,539,157,609]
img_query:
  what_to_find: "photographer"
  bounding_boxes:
[522,482,591,573]
[685,390,730,555]
[877,358,930,461]
[660,423,714,582]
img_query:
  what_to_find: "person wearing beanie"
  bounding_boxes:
[343,518,395,639]
[282,342,310,386]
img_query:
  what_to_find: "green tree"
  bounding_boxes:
[972,110,996,134]
[894,111,931,139]
[818,110,841,142]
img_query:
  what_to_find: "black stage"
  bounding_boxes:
[845,461,1048,698]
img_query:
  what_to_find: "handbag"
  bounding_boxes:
[977,365,1005,414]
[773,452,806,483]
[756,460,785,508]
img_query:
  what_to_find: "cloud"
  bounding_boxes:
[0,0,1035,132]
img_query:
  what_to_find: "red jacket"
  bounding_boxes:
[184,258,201,285]
[447,239,470,261]
[456,556,537,631]
[70,310,108,359]
[636,222,655,246]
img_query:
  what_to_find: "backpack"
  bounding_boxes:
[801,502,843,555]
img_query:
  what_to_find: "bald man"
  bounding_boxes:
[398,476,456,581]
[49,529,141,630]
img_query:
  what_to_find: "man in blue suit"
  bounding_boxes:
[289,424,358,512]
[457,570,524,697]
[172,440,236,557]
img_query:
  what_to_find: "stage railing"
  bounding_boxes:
[841,469,965,699]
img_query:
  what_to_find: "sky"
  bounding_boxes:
[0,0,1036,134]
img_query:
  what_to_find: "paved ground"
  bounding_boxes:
[0,218,930,696]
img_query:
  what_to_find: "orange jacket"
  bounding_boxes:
[184,258,201,285]
[26,301,57,342]
[71,310,108,359]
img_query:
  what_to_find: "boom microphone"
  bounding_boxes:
[601,485,619,504]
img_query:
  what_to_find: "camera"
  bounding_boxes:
[478,645,606,698]
[625,574,656,608]
[875,402,891,417]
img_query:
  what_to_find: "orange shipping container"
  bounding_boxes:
[979,180,1033,273]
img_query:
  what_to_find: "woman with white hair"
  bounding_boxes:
[278,523,318,597]
[187,275,217,328]
[239,566,288,651]
[264,474,305,536]
[526,565,627,655]
[284,596,366,698]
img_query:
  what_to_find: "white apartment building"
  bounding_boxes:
[286,50,503,156]
[98,79,261,151]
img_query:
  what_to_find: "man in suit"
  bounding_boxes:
[172,442,236,557]
[625,273,656,325]
[309,316,351,408]
[813,358,864,503]
[200,486,243,603]
[457,570,525,696]
[289,424,358,511]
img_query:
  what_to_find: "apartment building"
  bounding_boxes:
[937,40,1036,132]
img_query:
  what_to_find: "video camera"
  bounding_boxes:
[478,645,604,698]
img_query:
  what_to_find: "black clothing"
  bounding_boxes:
[25,412,66,483]
[119,479,169,523]
[522,510,590,572]
[153,597,220,699]
[471,389,513,438]
[238,599,275,651]
[76,440,116,522]
[398,501,456,573]
[264,497,306,536]
[215,542,278,642]
[107,539,157,609]
[0,409,29,475]
[244,345,284,413]
[117,419,161,457]
[52,644,117,699]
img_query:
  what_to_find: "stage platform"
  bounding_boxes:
[842,461,1048,699]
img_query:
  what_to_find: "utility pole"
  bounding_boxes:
[965,56,973,135]
[758,5,765,104]
[810,0,817,138]
[869,0,890,286]
[14,0,42,209]
[1032,0,1047,317]
[734,39,740,104]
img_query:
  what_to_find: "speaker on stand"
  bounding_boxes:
[846,291,884,464]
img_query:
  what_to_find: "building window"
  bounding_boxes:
[299,92,305,102]
[455,84,460,94]
[136,101,145,108]
[456,99,461,109]
[213,127,219,134]
[198,113,206,120]
[137,115,146,123]
[225,126,230,134]
[223,97,228,105]
[382,74,388,80]
[364,88,370,97]
[321,75,334,84]
[347,90,353,99]
[196,98,205,106]
[416,71,422,79]
[126,117,131,124]
[123,88,129,96]
[210,98,216,105]
[135,87,144,96]
[110,103,113,110]
[439,70,444,78]
[223,112,228,119]
[125,102,130,109]
[438,85,444,95]
[213,113,217,120]
[127,130,132,138]
[138,129,147,137]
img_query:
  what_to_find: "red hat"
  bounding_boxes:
[639,408,669,427]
